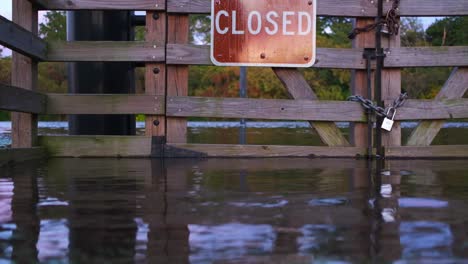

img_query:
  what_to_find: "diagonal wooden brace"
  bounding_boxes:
[406,67,468,146]
[274,68,350,147]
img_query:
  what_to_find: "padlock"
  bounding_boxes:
[381,23,391,35]
[381,108,396,131]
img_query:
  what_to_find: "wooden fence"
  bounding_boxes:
[1,0,468,161]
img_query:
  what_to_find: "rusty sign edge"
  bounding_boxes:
[210,0,317,68]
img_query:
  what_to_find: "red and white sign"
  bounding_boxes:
[211,0,317,67]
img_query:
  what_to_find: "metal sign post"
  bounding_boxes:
[211,0,317,67]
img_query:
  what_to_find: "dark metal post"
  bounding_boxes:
[67,11,136,135]
[239,66,247,144]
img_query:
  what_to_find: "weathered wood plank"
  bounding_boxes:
[0,15,46,60]
[166,15,189,143]
[351,18,374,148]
[274,68,351,147]
[406,68,468,146]
[386,146,468,159]
[12,0,38,148]
[167,44,366,69]
[382,21,402,147]
[0,84,46,114]
[385,47,468,68]
[45,94,164,114]
[167,0,468,16]
[395,99,468,120]
[40,136,152,157]
[46,41,165,62]
[166,144,366,158]
[167,45,468,68]
[0,147,46,167]
[166,96,366,122]
[29,0,165,10]
[145,11,167,138]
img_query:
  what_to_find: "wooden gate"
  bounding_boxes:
[1,0,468,163]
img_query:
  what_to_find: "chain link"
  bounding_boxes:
[348,0,400,39]
[348,93,407,118]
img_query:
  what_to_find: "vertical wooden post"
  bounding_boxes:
[11,0,38,148]
[145,12,167,138]
[166,15,189,143]
[381,25,401,147]
[350,18,375,148]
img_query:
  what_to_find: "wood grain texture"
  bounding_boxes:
[386,145,468,159]
[145,12,167,138]
[45,94,164,115]
[40,136,152,157]
[167,0,468,16]
[166,144,366,158]
[29,0,165,10]
[274,68,350,147]
[167,45,468,68]
[394,99,468,120]
[0,84,46,114]
[406,68,468,146]
[382,25,402,147]
[166,15,189,143]
[47,41,165,62]
[167,44,365,69]
[0,147,45,167]
[351,18,374,148]
[166,96,366,122]
[385,46,468,68]
[0,15,46,60]
[11,0,38,148]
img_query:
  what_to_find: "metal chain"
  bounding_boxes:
[348,0,400,39]
[348,93,407,118]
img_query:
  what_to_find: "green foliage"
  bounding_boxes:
[39,11,66,42]
[190,15,211,44]
[400,18,426,47]
[0,111,10,121]
[402,67,452,99]
[426,17,468,46]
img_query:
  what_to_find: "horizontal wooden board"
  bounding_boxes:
[386,146,468,159]
[385,47,468,68]
[40,136,152,157]
[0,147,46,167]
[395,99,468,120]
[46,41,165,62]
[0,84,46,114]
[167,45,468,68]
[167,44,365,69]
[166,144,367,158]
[166,96,366,122]
[167,0,468,16]
[30,0,165,10]
[0,15,46,60]
[40,136,366,158]
[46,94,165,114]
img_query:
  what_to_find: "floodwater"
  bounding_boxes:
[1,122,468,263]
[1,158,468,263]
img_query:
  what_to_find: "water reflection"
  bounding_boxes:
[0,159,468,262]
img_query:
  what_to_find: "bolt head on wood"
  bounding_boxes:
[153,68,160,74]
[153,120,160,126]
[152,13,159,20]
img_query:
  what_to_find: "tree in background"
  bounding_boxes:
[39,11,67,42]
[426,17,468,46]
